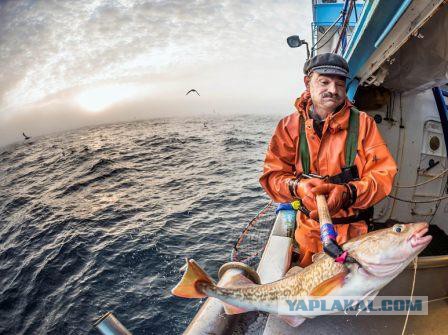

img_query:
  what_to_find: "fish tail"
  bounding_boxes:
[171,259,215,298]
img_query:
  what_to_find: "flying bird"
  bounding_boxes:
[22,132,30,140]
[186,89,200,96]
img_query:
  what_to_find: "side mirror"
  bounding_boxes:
[287,35,310,59]
[287,35,303,48]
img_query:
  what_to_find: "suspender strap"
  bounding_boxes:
[299,115,310,175]
[331,207,373,224]
[297,107,366,223]
[345,107,359,167]
[299,107,359,173]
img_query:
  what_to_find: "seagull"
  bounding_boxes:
[186,89,200,96]
[22,132,30,140]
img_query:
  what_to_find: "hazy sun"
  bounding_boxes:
[76,84,142,112]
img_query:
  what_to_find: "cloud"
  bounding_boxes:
[0,0,311,145]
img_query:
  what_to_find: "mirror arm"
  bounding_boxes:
[302,41,310,59]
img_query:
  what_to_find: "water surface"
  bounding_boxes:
[0,114,281,334]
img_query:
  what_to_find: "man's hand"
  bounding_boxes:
[309,183,352,219]
[296,178,326,214]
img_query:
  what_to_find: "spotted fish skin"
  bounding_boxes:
[172,222,432,318]
[200,254,344,303]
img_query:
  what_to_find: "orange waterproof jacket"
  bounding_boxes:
[260,91,398,267]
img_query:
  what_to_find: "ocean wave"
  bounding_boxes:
[0,115,278,334]
[89,158,114,173]
[2,196,32,214]
[57,167,133,197]
[222,137,257,148]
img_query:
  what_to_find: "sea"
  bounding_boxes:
[0,114,282,334]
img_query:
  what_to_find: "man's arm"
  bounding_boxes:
[259,117,297,203]
[350,113,398,209]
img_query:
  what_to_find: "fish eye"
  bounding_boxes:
[393,224,404,233]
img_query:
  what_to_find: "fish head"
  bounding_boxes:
[343,222,432,278]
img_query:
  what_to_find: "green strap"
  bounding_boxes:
[299,107,359,173]
[345,107,359,167]
[299,115,310,174]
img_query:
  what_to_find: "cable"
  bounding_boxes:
[393,169,448,188]
[313,27,341,52]
[427,199,441,225]
[386,94,393,121]
[387,194,448,203]
[399,92,404,128]
[391,92,395,119]
[424,296,448,304]
[311,12,343,50]
[311,12,343,53]
[334,0,355,53]
[401,257,418,335]
[385,96,389,119]
[389,93,406,218]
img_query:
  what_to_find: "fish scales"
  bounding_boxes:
[200,254,345,303]
[173,223,432,322]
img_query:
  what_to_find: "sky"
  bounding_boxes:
[0,0,312,146]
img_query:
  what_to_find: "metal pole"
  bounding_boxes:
[94,312,132,335]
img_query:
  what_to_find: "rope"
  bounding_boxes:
[401,257,418,335]
[313,26,342,52]
[387,194,448,203]
[425,296,448,304]
[311,12,343,53]
[393,169,448,188]
[428,198,442,224]
[334,0,355,54]
[231,201,274,263]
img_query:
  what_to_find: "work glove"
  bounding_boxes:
[309,183,353,219]
[295,178,326,214]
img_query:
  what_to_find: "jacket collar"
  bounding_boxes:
[294,91,353,132]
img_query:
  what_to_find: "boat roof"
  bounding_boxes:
[313,0,448,98]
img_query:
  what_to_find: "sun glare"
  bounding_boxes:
[76,84,142,112]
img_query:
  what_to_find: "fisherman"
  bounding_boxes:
[260,53,398,268]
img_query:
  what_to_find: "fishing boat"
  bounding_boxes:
[95,1,448,334]
[170,1,448,334]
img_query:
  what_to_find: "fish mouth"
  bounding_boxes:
[408,223,432,249]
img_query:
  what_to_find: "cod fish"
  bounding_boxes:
[172,222,432,327]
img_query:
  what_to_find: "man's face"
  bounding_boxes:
[306,72,347,112]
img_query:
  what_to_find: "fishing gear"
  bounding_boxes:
[316,194,359,265]
[231,201,276,265]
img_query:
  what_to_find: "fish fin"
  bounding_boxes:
[171,259,215,298]
[278,315,307,327]
[310,271,347,297]
[223,302,249,315]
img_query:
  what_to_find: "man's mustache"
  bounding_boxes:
[321,92,340,99]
